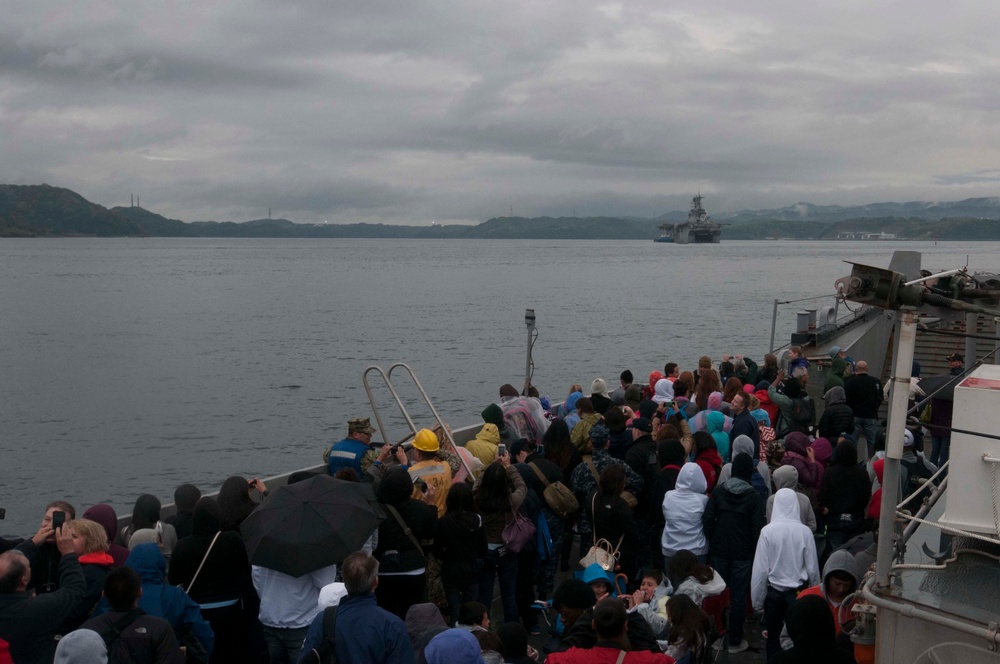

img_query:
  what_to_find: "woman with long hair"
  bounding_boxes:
[117,494,178,560]
[434,483,487,625]
[758,353,780,385]
[663,593,714,662]
[695,370,723,411]
[474,452,526,624]
[217,475,267,533]
[587,464,639,582]
[722,376,744,407]
[668,549,727,606]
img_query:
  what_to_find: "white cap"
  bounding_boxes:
[903,430,914,447]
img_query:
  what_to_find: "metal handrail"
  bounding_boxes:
[363,362,475,478]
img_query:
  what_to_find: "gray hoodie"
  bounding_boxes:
[718,435,771,497]
[766,465,816,532]
[779,549,859,649]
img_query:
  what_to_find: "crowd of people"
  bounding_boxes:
[0,348,948,663]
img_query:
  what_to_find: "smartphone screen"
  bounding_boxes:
[498,443,507,457]
[52,510,65,531]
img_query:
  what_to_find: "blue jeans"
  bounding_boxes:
[854,417,881,459]
[711,556,751,645]
[261,624,309,664]
[931,435,950,467]
[478,547,519,624]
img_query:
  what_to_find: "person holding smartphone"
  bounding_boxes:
[22,501,76,594]
[0,509,86,664]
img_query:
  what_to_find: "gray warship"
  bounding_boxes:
[655,193,722,243]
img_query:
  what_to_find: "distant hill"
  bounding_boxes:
[4,183,1000,240]
[717,198,1000,223]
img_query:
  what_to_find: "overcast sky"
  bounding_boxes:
[3,2,1000,224]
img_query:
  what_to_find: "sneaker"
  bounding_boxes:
[711,638,724,651]
[728,639,749,654]
[530,623,541,636]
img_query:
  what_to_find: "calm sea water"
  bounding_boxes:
[1,238,994,535]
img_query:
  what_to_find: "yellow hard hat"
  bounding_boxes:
[413,428,440,452]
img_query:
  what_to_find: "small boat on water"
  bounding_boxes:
[655,194,722,244]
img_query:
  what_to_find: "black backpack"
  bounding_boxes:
[301,607,338,664]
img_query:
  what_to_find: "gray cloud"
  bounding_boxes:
[4,1,1000,224]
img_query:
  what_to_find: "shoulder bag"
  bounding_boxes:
[183,531,221,595]
[579,494,624,572]
[501,494,536,554]
[528,462,579,518]
[385,504,426,560]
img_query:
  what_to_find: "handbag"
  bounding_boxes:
[579,495,624,571]
[501,496,536,554]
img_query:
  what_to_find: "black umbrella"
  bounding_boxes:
[241,475,384,577]
[918,373,964,403]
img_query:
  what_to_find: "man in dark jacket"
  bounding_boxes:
[82,566,184,663]
[624,418,657,507]
[843,360,883,458]
[0,524,86,664]
[817,386,855,443]
[728,393,761,459]
[299,550,414,663]
[703,453,765,654]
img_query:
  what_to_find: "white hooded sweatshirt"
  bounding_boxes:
[661,462,709,556]
[750,488,820,611]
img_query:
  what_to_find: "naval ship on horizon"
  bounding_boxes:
[655,193,723,243]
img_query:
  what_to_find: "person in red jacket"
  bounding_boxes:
[546,597,675,663]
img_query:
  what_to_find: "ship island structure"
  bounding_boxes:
[656,194,722,243]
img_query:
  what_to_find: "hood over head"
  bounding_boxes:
[784,431,812,456]
[811,438,833,465]
[822,549,860,591]
[873,458,885,484]
[706,410,726,433]
[425,629,486,664]
[772,465,800,491]
[772,488,802,522]
[126,542,166,584]
[564,391,584,414]
[824,385,846,405]
[676,462,708,494]
[648,371,664,391]
[751,409,771,425]
[405,602,447,644]
[785,594,837,648]
[192,497,222,537]
[833,440,859,466]
[475,423,500,446]
[54,629,108,664]
[653,379,674,404]
[732,435,755,460]
[82,504,119,546]
[732,453,754,482]
[481,403,505,430]
[708,391,724,411]
[379,465,414,504]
